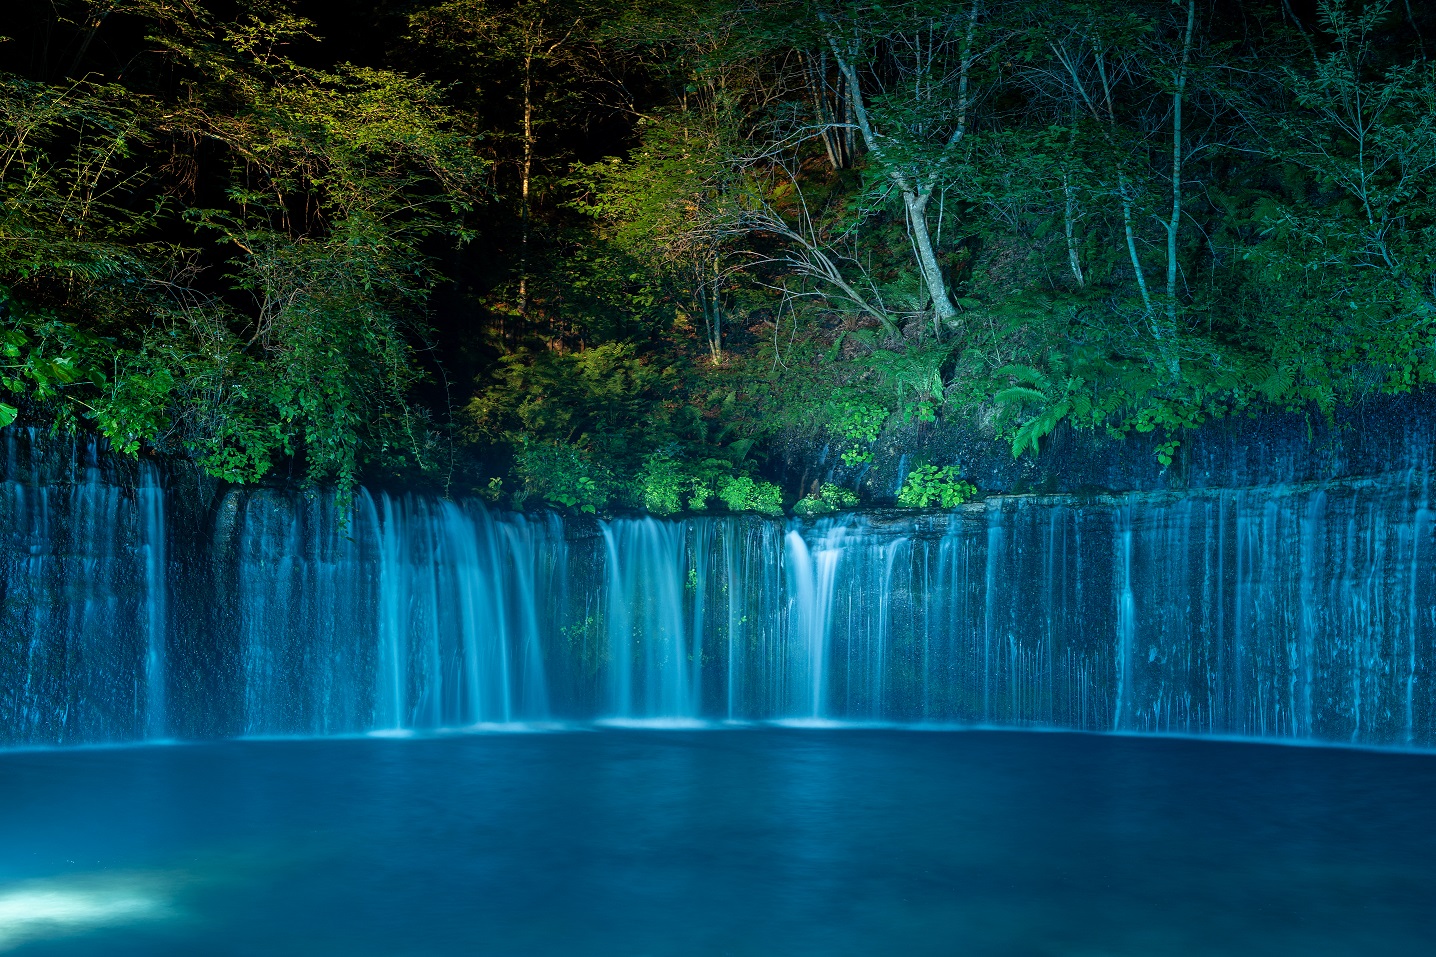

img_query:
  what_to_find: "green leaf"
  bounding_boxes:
[994,364,1050,390]
[993,386,1049,406]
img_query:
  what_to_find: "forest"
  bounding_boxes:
[1,0,1433,514]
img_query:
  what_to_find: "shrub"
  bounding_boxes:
[831,400,889,467]
[634,452,757,515]
[715,474,784,515]
[792,482,859,516]
[513,439,616,514]
[635,450,688,514]
[895,464,976,509]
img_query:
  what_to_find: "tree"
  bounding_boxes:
[1036,0,1206,374]
[0,4,487,494]
[1251,0,1436,390]
[411,0,588,315]
[813,0,984,336]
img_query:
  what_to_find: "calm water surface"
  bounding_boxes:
[1,729,1433,955]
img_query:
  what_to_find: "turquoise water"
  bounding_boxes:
[1,729,1433,955]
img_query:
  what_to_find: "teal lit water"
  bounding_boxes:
[1,729,1433,955]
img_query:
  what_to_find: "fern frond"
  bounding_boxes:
[994,363,1050,390]
[993,386,1049,406]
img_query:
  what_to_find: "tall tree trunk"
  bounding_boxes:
[840,68,855,162]
[1063,170,1085,287]
[824,0,979,335]
[905,192,956,327]
[1117,176,1153,315]
[801,51,846,170]
[1165,0,1195,331]
[519,50,533,315]
[1093,51,1157,327]
[1062,116,1085,287]
[65,5,113,78]
[1401,0,1427,58]
[699,258,722,360]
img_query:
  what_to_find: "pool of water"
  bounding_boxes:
[1,729,1433,955]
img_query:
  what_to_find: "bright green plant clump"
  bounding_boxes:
[793,482,859,516]
[715,474,784,515]
[831,401,889,467]
[896,465,976,509]
[635,453,780,515]
[513,439,615,513]
[634,452,731,514]
[634,451,688,515]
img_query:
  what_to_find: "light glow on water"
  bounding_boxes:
[444,721,572,734]
[595,717,713,730]
[768,717,899,729]
[0,876,172,951]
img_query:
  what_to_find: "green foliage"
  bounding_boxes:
[792,482,859,516]
[830,399,889,467]
[896,465,976,509]
[512,439,616,513]
[715,474,784,515]
[849,339,950,424]
[469,341,684,474]
[4,0,1435,503]
[634,450,689,515]
[0,5,484,497]
[636,451,783,515]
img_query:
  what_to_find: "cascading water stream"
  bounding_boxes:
[1113,506,1134,731]
[783,523,845,720]
[0,431,150,744]
[1,427,1432,748]
[601,518,691,721]
[1409,471,1432,744]
[138,462,166,739]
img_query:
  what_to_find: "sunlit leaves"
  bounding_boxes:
[0,4,486,496]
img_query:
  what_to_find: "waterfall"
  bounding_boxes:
[1,430,1433,748]
[0,431,153,744]
[1113,506,1134,731]
[601,518,691,720]
[139,462,166,739]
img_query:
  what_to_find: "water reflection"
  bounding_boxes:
[0,874,172,952]
[0,731,1432,955]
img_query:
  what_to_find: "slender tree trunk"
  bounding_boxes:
[840,71,854,162]
[1165,0,1195,330]
[66,5,112,77]
[519,50,533,314]
[802,51,846,170]
[824,0,978,335]
[702,258,722,360]
[1063,169,1085,287]
[1093,52,1156,321]
[1062,112,1085,286]
[905,192,957,327]
[1117,177,1154,315]
[1401,0,1427,58]
[709,281,722,360]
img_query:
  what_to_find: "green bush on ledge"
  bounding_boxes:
[896,465,976,509]
[793,483,859,517]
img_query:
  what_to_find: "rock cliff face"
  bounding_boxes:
[2,394,1432,748]
[775,391,1436,501]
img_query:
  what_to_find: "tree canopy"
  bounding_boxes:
[1,0,1433,508]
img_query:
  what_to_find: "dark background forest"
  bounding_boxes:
[1,0,1432,514]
